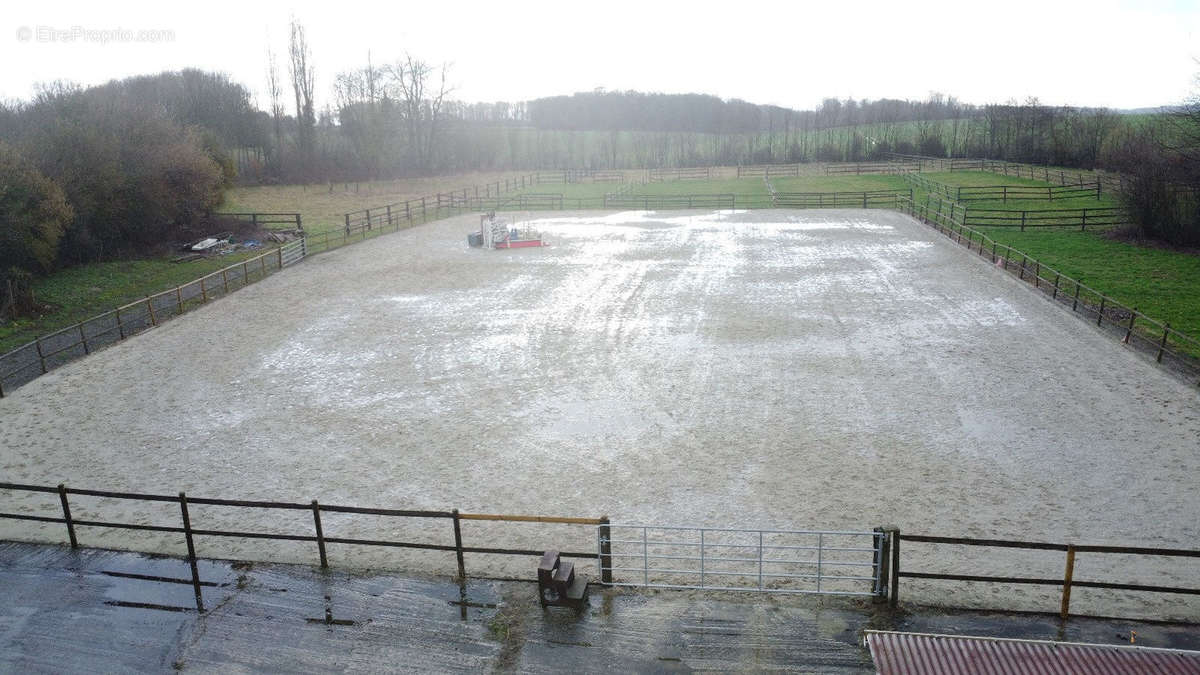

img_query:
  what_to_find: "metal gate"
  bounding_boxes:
[599,525,887,596]
[280,239,306,267]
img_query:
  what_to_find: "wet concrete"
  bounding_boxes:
[1,542,1198,673]
[2,209,1199,620]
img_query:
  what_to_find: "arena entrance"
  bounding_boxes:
[599,525,888,596]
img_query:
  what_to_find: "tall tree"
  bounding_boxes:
[266,46,285,177]
[288,19,316,179]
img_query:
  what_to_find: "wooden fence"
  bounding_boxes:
[956,183,1102,202]
[887,531,1200,619]
[964,207,1129,230]
[738,164,801,178]
[885,152,1130,195]
[824,161,920,175]
[213,212,304,232]
[0,481,609,613]
[3,479,1198,621]
[900,193,1200,379]
[603,193,736,210]
[773,190,910,209]
[648,167,712,182]
[0,239,306,397]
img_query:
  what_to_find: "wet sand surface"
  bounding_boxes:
[1,209,1198,620]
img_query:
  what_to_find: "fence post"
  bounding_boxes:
[1098,297,1106,326]
[1053,274,1061,300]
[599,516,612,583]
[1157,324,1170,363]
[1034,262,1040,288]
[452,509,466,580]
[1060,544,1076,619]
[1020,211,1026,231]
[888,529,900,607]
[311,500,328,568]
[1082,210,1088,231]
[200,278,208,304]
[116,307,125,338]
[57,483,78,548]
[344,213,351,234]
[1018,256,1026,280]
[178,492,205,613]
[78,324,90,355]
[176,286,184,314]
[222,269,229,294]
[146,297,157,326]
[1073,283,1081,312]
[35,337,47,374]
[872,527,887,601]
[1124,308,1137,343]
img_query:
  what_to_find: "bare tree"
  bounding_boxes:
[288,18,316,178]
[266,46,285,176]
[387,54,452,173]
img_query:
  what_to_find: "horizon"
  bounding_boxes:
[1,0,1197,114]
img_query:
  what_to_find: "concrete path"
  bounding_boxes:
[2,542,1199,673]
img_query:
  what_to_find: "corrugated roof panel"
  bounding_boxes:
[865,631,1200,675]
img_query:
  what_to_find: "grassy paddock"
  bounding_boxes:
[0,251,266,353]
[225,170,532,235]
[972,227,1200,342]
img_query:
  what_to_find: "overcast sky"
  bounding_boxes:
[2,0,1197,113]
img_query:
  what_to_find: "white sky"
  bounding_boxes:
[1,0,1197,112]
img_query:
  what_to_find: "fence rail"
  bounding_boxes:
[900,194,1200,380]
[213,212,304,231]
[956,183,1102,202]
[773,189,909,209]
[603,193,736,209]
[889,532,1200,618]
[5,478,1198,621]
[824,161,919,175]
[648,167,712,182]
[964,207,1130,230]
[738,163,801,178]
[0,481,604,613]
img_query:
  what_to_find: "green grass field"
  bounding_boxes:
[0,251,266,353]
[903,172,1200,350]
[973,227,1200,342]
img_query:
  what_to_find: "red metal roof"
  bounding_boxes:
[865,631,1200,675]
